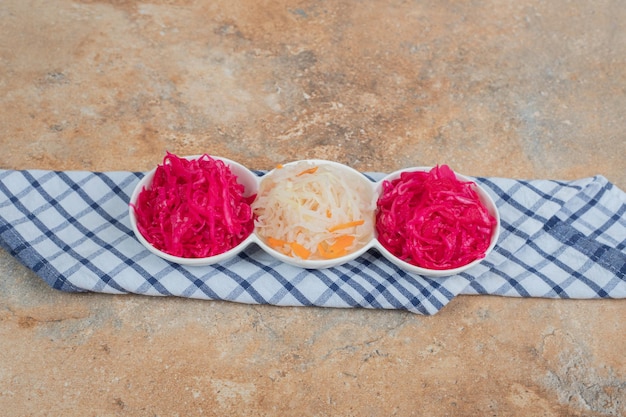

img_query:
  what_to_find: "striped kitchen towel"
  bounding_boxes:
[0,169,624,315]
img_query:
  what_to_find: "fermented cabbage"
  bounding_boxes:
[252,162,375,260]
[376,165,496,269]
[132,153,255,258]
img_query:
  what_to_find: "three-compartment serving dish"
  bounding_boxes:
[128,154,500,277]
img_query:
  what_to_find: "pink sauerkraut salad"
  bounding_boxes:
[376,165,496,270]
[132,152,255,258]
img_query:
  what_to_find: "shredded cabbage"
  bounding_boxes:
[252,162,375,260]
[376,165,496,270]
[132,152,255,258]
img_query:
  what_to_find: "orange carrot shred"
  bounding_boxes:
[296,166,318,176]
[318,235,355,259]
[290,242,311,259]
[327,219,365,233]
[267,237,287,249]
[331,235,355,249]
[317,242,330,258]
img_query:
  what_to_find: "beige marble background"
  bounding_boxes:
[1,0,625,415]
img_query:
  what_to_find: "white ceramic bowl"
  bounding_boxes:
[371,167,500,277]
[128,155,259,267]
[252,159,377,269]
[129,156,500,276]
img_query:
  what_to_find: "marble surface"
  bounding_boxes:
[1,0,625,415]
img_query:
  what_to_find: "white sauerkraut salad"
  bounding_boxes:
[252,161,375,260]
